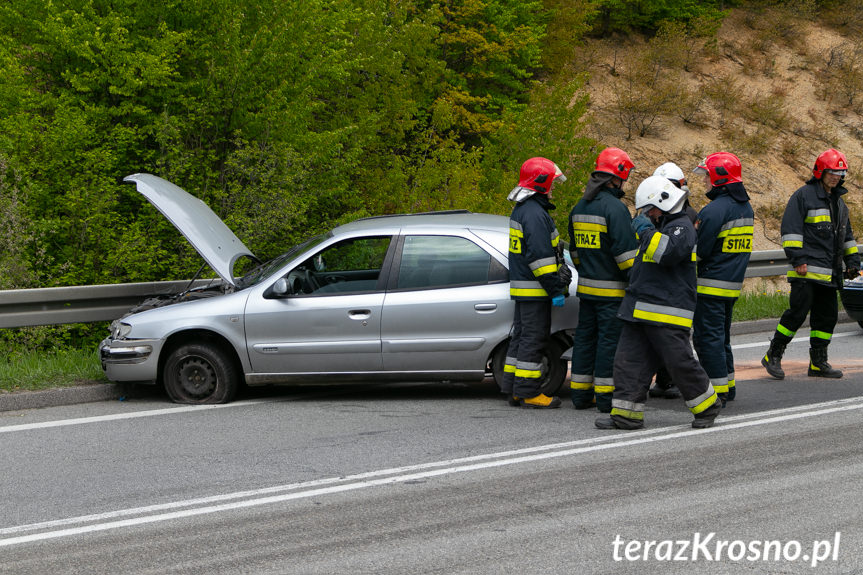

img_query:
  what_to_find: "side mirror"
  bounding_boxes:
[265,277,290,299]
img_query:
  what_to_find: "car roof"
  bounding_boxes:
[331,211,509,236]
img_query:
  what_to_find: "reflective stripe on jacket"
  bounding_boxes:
[568,187,638,301]
[617,211,698,330]
[695,188,754,299]
[508,194,567,301]
[780,180,860,286]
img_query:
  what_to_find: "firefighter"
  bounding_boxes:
[596,175,721,430]
[641,162,695,401]
[568,147,638,413]
[762,149,861,379]
[692,152,754,406]
[503,157,571,408]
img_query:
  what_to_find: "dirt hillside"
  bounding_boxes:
[575,7,863,257]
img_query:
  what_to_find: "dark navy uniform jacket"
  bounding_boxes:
[508,194,567,300]
[781,179,860,286]
[617,210,698,330]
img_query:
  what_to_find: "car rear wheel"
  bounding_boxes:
[492,339,568,398]
[163,342,239,404]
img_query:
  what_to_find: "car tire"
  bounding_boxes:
[859,320,863,330]
[491,338,568,397]
[163,342,239,404]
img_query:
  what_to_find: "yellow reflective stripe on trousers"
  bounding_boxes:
[777,323,795,338]
[710,376,729,394]
[594,377,614,394]
[611,408,644,421]
[687,386,717,414]
[811,330,832,341]
[515,360,543,380]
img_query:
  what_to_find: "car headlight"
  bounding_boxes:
[110,321,133,339]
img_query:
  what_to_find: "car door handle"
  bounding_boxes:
[474,303,497,312]
[349,309,371,320]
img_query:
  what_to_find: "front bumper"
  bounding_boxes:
[99,337,163,383]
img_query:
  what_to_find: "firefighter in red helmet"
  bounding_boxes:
[503,157,572,408]
[691,152,753,406]
[568,147,639,413]
[762,149,860,379]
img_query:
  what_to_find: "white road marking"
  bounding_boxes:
[3,396,863,547]
[0,400,275,434]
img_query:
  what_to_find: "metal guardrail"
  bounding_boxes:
[0,279,214,329]
[743,249,790,278]
[0,248,856,329]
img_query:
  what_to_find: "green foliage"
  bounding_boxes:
[0,0,600,349]
[481,75,596,233]
[0,344,106,392]
[588,0,729,35]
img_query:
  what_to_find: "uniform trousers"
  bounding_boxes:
[611,322,716,421]
[501,300,552,398]
[773,280,838,349]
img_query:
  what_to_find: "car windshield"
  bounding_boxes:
[236,232,331,288]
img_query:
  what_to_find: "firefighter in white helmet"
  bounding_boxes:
[596,175,721,430]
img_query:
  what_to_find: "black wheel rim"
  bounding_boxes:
[175,355,218,401]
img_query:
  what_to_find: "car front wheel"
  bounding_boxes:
[492,339,568,398]
[163,342,239,404]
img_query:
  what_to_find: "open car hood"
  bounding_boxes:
[124,173,255,287]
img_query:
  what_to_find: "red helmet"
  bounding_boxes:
[518,157,566,194]
[813,148,848,179]
[595,147,634,181]
[694,152,742,186]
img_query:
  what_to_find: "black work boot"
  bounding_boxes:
[648,384,681,399]
[808,347,843,378]
[761,340,786,380]
[595,392,613,413]
[692,400,722,429]
[595,414,644,430]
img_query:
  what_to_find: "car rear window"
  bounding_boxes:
[397,235,505,289]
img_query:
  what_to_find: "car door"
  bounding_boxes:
[380,233,511,374]
[244,235,393,375]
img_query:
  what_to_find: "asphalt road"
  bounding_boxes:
[2,324,863,574]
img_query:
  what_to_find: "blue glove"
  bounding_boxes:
[632,212,654,237]
[551,294,565,307]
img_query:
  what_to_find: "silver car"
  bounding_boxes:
[100,174,579,404]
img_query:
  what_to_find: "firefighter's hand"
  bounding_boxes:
[631,213,654,237]
[794,263,808,275]
[845,267,861,280]
[551,295,565,307]
[558,263,573,285]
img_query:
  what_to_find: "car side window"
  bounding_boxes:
[396,235,506,289]
[288,236,391,295]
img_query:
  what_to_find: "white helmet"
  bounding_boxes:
[635,175,688,214]
[653,162,689,192]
